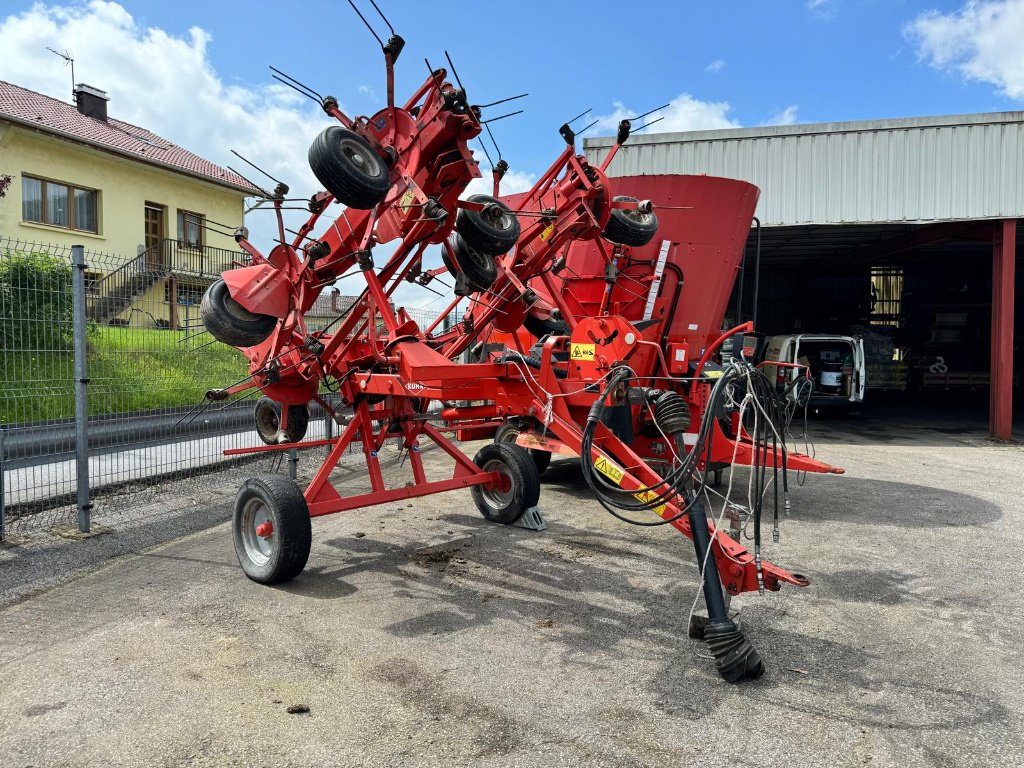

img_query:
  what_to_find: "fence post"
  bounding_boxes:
[72,245,91,533]
[0,427,6,542]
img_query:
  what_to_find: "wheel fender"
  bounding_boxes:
[222,264,291,319]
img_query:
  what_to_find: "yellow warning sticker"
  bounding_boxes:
[540,223,556,241]
[570,343,596,361]
[633,490,667,515]
[704,369,724,378]
[399,188,416,210]
[594,456,624,485]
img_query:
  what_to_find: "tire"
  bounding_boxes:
[523,314,570,339]
[455,194,521,256]
[233,475,312,584]
[471,443,541,524]
[201,278,276,348]
[602,195,659,247]
[254,397,309,445]
[494,420,552,475]
[308,126,390,210]
[449,231,498,290]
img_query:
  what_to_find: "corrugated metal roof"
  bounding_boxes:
[0,80,261,195]
[583,112,1024,227]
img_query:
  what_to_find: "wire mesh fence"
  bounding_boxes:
[1,235,464,544]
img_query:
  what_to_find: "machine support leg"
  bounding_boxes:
[687,497,730,624]
[687,496,764,682]
[990,219,1016,440]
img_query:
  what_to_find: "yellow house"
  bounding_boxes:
[0,80,260,328]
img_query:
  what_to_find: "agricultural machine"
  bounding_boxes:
[197,4,834,682]
[470,173,845,484]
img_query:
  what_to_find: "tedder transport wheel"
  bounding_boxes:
[471,443,541,525]
[254,397,309,445]
[233,475,312,584]
[494,419,552,475]
[602,195,659,247]
[308,126,390,210]
[201,278,277,348]
[449,231,498,290]
[454,194,521,256]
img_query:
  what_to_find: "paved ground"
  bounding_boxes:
[0,414,1022,767]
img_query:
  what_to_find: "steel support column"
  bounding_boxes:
[990,220,1016,440]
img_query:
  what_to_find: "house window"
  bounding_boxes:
[21,175,99,233]
[177,210,204,249]
[166,281,207,305]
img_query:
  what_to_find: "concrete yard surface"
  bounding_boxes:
[0,418,1022,767]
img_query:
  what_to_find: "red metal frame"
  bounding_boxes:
[991,219,1016,440]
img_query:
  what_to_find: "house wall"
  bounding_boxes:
[0,122,245,260]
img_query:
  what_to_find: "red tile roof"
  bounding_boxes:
[0,80,262,195]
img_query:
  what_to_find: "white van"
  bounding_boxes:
[760,334,866,412]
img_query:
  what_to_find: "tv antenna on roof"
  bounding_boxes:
[45,47,75,102]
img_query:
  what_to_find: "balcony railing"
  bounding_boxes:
[149,239,247,278]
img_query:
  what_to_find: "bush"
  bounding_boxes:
[0,250,74,351]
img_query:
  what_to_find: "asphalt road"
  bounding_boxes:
[0,417,1022,767]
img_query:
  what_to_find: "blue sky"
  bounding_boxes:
[2,0,1022,304]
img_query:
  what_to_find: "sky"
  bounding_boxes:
[2,0,1023,307]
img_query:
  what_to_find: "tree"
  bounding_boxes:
[0,174,11,198]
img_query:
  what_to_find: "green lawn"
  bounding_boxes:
[0,325,250,424]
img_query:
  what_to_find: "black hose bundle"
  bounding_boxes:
[580,360,791,542]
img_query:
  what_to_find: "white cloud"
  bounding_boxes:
[762,105,799,126]
[706,59,726,73]
[0,1,333,248]
[807,0,838,17]
[591,93,740,135]
[462,168,535,200]
[905,0,1024,99]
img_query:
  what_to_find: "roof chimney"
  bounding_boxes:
[74,83,109,122]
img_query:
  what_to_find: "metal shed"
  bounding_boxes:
[585,113,1021,438]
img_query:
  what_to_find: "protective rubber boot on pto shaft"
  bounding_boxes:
[687,497,764,682]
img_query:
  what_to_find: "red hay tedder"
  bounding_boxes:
[197,5,841,682]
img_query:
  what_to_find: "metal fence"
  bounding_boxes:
[1,236,463,544]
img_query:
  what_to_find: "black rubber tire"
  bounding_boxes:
[449,231,498,290]
[523,313,570,339]
[254,397,309,445]
[494,420,552,475]
[308,126,390,210]
[602,195,659,247]
[201,278,276,348]
[455,194,521,256]
[233,475,312,584]
[471,443,541,524]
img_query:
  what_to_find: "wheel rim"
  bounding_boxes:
[499,427,520,445]
[223,290,262,322]
[480,459,514,510]
[340,136,383,179]
[467,246,493,270]
[482,205,515,233]
[255,402,280,440]
[622,208,655,226]
[240,497,275,566]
